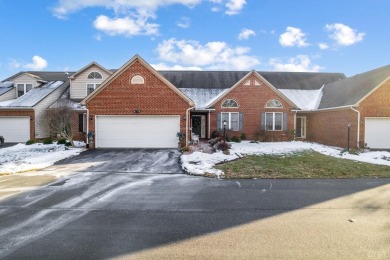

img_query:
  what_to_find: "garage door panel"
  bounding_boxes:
[365,118,390,149]
[96,116,180,148]
[0,117,30,142]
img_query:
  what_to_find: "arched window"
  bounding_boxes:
[221,99,239,108]
[131,75,145,84]
[87,71,103,79]
[266,99,283,108]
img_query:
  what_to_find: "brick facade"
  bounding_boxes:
[86,59,191,143]
[300,109,358,149]
[358,78,390,147]
[210,74,295,141]
[0,110,35,140]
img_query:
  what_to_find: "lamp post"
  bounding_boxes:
[223,120,227,143]
[347,123,351,151]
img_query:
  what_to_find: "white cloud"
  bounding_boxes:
[226,0,246,15]
[238,28,256,40]
[318,42,329,50]
[8,59,22,69]
[52,0,201,18]
[52,0,201,37]
[209,0,246,15]
[151,63,202,70]
[24,56,48,70]
[177,17,190,28]
[93,15,159,37]
[325,23,365,46]
[279,26,309,47]
[156,38,260,70]
[269,55,322,72]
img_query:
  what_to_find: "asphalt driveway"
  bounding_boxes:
[53,148,184,174]
[0,148,389,259]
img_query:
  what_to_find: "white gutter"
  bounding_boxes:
[350,107,360,148]
[292,105,357,113]
[185,106,195,145]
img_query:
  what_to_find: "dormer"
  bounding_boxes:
[13,73,45,98]
[69,62,113,100]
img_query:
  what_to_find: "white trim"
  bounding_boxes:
[293,105,356,112]
[86,83,100,96]
[265,99,283,108]
[296,116,306,138]
[265,112,283,131]
[221,112,239,131]
[350,107,360,148]
[221,99,239,108]
[16,83,33,97]
[87,71,103,79]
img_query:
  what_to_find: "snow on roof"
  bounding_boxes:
[0,81,14,96]
[7,81,64,107]
[179,88,228,109]
[279,87,323,110]
[0,99,17,107]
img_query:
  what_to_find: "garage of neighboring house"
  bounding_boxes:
[365,117,390,149]
[95,115,180,148]
[0,117,30,142]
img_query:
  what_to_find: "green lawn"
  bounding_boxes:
[215,151,390,179]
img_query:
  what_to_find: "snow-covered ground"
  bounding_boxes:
[0,142,85,174]
[181,141,390,176]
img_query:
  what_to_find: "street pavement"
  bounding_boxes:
[0,149,389,259]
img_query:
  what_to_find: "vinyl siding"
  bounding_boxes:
[70,65,111,100]
[0,88,16,101]
[13,74,40,97]
[33,83,69,138]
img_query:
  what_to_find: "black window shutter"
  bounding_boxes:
[78,114,83,132]
[239,112,244,131]
[283,113,288,131]
[260,112,265,130]
[217,113,221,131]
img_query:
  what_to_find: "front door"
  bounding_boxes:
[191,115,206,138]
[296,116,306,138]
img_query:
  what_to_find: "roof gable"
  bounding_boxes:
[81,55,194,106]
[319,64,390,109]
[69,61,113,79]
[206,70,297,109]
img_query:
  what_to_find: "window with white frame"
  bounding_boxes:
[266,99,283,108]
[86,83,100,95]
[87,71,103,79]
[17,83,33,97]
[221,99,239,108]
[265,112,283,131]
[131,75,145,84]
[221,112,239,131]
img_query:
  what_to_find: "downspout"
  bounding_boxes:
[350,107,360,148]
[293,111,297,140]
[208,110,211,139]
[185,106,195,145]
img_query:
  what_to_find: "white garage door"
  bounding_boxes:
[0,117,30,142]
[96,116,180,148]
[365,118,390,149]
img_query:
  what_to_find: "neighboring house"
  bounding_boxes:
[1,54,390,149]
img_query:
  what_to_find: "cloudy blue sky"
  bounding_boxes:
[0,0,389,80]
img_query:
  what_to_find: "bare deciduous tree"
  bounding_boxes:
[45,99,75,147]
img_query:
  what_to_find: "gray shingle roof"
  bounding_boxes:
[159,71,248,89]
[159,70,346,90]
[2,71,75,82]
[319,65,390,109]
[260,72,345,90]
[8,81,66,107]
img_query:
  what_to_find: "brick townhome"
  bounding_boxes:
[1,54,390,150]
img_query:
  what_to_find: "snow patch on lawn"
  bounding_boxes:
[181,141,390,176]
[0,142,85,174]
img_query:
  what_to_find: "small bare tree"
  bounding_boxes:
[45,99,75,147]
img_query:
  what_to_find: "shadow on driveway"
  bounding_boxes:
[54,148,185,174]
